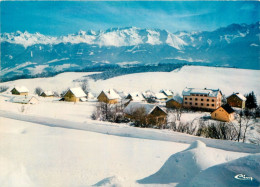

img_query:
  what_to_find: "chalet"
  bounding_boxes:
[142,91,156,100]
[63,87,87,102]
[166,98,182,109]
[155,93,168,101]
[227,93,246,109]
[97,89,121,104]
[211,104,235,122]
[126,92,145,102]
[40,91,54,97]
[10,96,38,104]
[10,86,29,96]
[182,88,222,110]
[160,89,173,98]
[123,102,167,126]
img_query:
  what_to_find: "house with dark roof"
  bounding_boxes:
[40,91,54,97]
[227,93,246,109]
[123,102,167,127]
[211,104,235,122]
[10,86,29,96]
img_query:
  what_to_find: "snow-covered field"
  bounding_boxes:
[1,117,259,187]
[0,65,260,186]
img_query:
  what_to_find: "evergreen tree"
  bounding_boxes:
[245,91,257,109]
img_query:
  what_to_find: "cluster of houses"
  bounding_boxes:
[9,85,247,124]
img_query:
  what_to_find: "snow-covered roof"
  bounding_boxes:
[42,91,54,96]
[87,92,95,99]
[142,91,156,98]
[229,93,246,101]
[102,89,121,100]
[123,102,165,115]
[155,93,168,100]
[10,96,38,104]
[182,88,221,97]
[161,89,173,96]
[12,86,29,93]
[166,96,183,103]
[127,92,145,101]
[117,91,127,99]
[68,87,86,98]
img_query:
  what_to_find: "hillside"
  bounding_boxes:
[1,66,259,102]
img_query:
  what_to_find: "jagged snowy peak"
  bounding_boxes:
[1,31,58,48]
[1,27,186,49]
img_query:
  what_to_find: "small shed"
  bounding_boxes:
[10,96,38,104]
[63,87,87,102]
[166,98,182,109]
[123,102,167,126]
[40,91,54,97]
[227,93,246,109]
[97,89,121,104]
[211,104,235,122]
[10,86,29,96]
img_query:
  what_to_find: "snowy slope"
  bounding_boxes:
[1,117,257,187]
[90,66,260,102]
[1,66,259,102]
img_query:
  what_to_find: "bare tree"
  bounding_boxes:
[0,86,9,93]
[34,87,43,96]
[80,80,89,94]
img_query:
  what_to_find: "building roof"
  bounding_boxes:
[182,88,221,97]
[155,93,168,100]
[228,93,246,101]
[68,87,86,98]
[42,91,54,96]
[166,96,183,104]
[10,96,38,104]
[160,89,173,96]
[123,102,166,115]
[12,86,29,93]
[102,89,121,100]
[142,91,156,98]
[127,92,145,101]
[220,104,235,114]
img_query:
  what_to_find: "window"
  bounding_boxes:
[201,99,204,101]
[200,94,203,96]
[190,98,192,100]
[207,104,209,106]
[195,98,198,101]
[201,103,204,106]
[196,94,199,96]
[212,99,215,102]
[190,102,192,105]
[212,104,215,107]
[207,99,209,102]
[185,102,187,104]
[185,97,187,100]
[195,103,198,105]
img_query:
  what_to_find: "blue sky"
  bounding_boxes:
[1,1,259,36]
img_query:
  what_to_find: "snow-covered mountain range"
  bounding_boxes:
[1,22,259,80]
